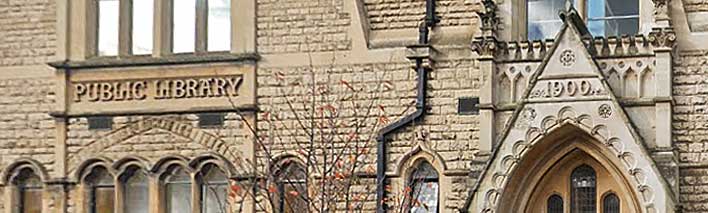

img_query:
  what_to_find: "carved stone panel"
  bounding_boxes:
[57,64,256,116]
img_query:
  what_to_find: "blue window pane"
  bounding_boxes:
[587,0,639,36]
[527,0,574,40]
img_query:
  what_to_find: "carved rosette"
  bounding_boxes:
[480,105,661,213]
[648,28,676,49]
[598,104,612,118]
[559,50,576,67]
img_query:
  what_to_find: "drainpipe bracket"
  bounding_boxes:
[406,44,436,69]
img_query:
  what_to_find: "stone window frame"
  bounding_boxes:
[601,191,620,213]
[63,0,255,60]
[501,0,655,41]
[75,155,235,213]
[403,160,440,213]
[79,163,115,213]
[0,160,49,213]
[270,158,308,213]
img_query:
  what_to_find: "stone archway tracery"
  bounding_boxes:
[499,125,641,213]
[468,8,676,213]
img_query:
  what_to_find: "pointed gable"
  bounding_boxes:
[524,8,611,102]
[538,16,597,78]
[467,6,676,213]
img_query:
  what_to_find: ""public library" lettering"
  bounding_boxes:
[73,76,243,102]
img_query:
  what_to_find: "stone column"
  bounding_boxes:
[649,27,679,197]
[473,37,498,153]
[46,181,70,213]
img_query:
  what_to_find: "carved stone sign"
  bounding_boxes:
[529,79,605,99]
[58,64,255,116]
[73,76,243,102]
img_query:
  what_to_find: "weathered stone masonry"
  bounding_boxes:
[2,0,708,212]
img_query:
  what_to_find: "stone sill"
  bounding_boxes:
[48,52,260,70]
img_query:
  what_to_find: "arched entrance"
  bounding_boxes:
[498,126,641,213]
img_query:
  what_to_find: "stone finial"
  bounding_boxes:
[475,0,499,37]
[648,27,676,49]
[652,0,671,27]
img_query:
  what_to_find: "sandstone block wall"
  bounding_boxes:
[364,0,479,30]
[256,0,351,54]
[256,51,482,211]
[674,50,708,212]
[0,77,56,175]
[0,0,56,66]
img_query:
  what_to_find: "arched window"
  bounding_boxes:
[407,161,439,213]
[12,168,42,213]
[571,165,596,213]
[603,193,620,213]
[274,161,307,213]
[121,166,149,213]
[164,166,192,213]
[84,167,115,213]
[198,164,229,213]
[547,195,563,213]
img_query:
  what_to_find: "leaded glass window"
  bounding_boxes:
[547,195,563,213]
[165,166,192,213]
[571,165,596,213]
[122,167,149,213]
[275,162,307,213]
[408,161,439,213]
[603,193,620,213]
[13,168,42,213]
[85,167,115,213]
[199,164,229,213]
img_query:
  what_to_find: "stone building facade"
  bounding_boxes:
[0,0,706,212]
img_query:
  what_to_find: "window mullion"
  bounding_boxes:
[154,0,172,56]
[118,0,133,56]
[195,0,208,53]
[192,175,202,213]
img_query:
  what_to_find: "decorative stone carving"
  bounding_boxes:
[529,80,606,99]
[514,107,537,129]
[475,0,498,36]
[67,117,244,171]
[648,28,677,49]
[478,105,663,212]
[472,36,499,57]
[560,49,576,67]
[598,104,612,118]
[651,0,671,23]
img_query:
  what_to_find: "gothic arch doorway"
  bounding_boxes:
[497,126,641,213]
